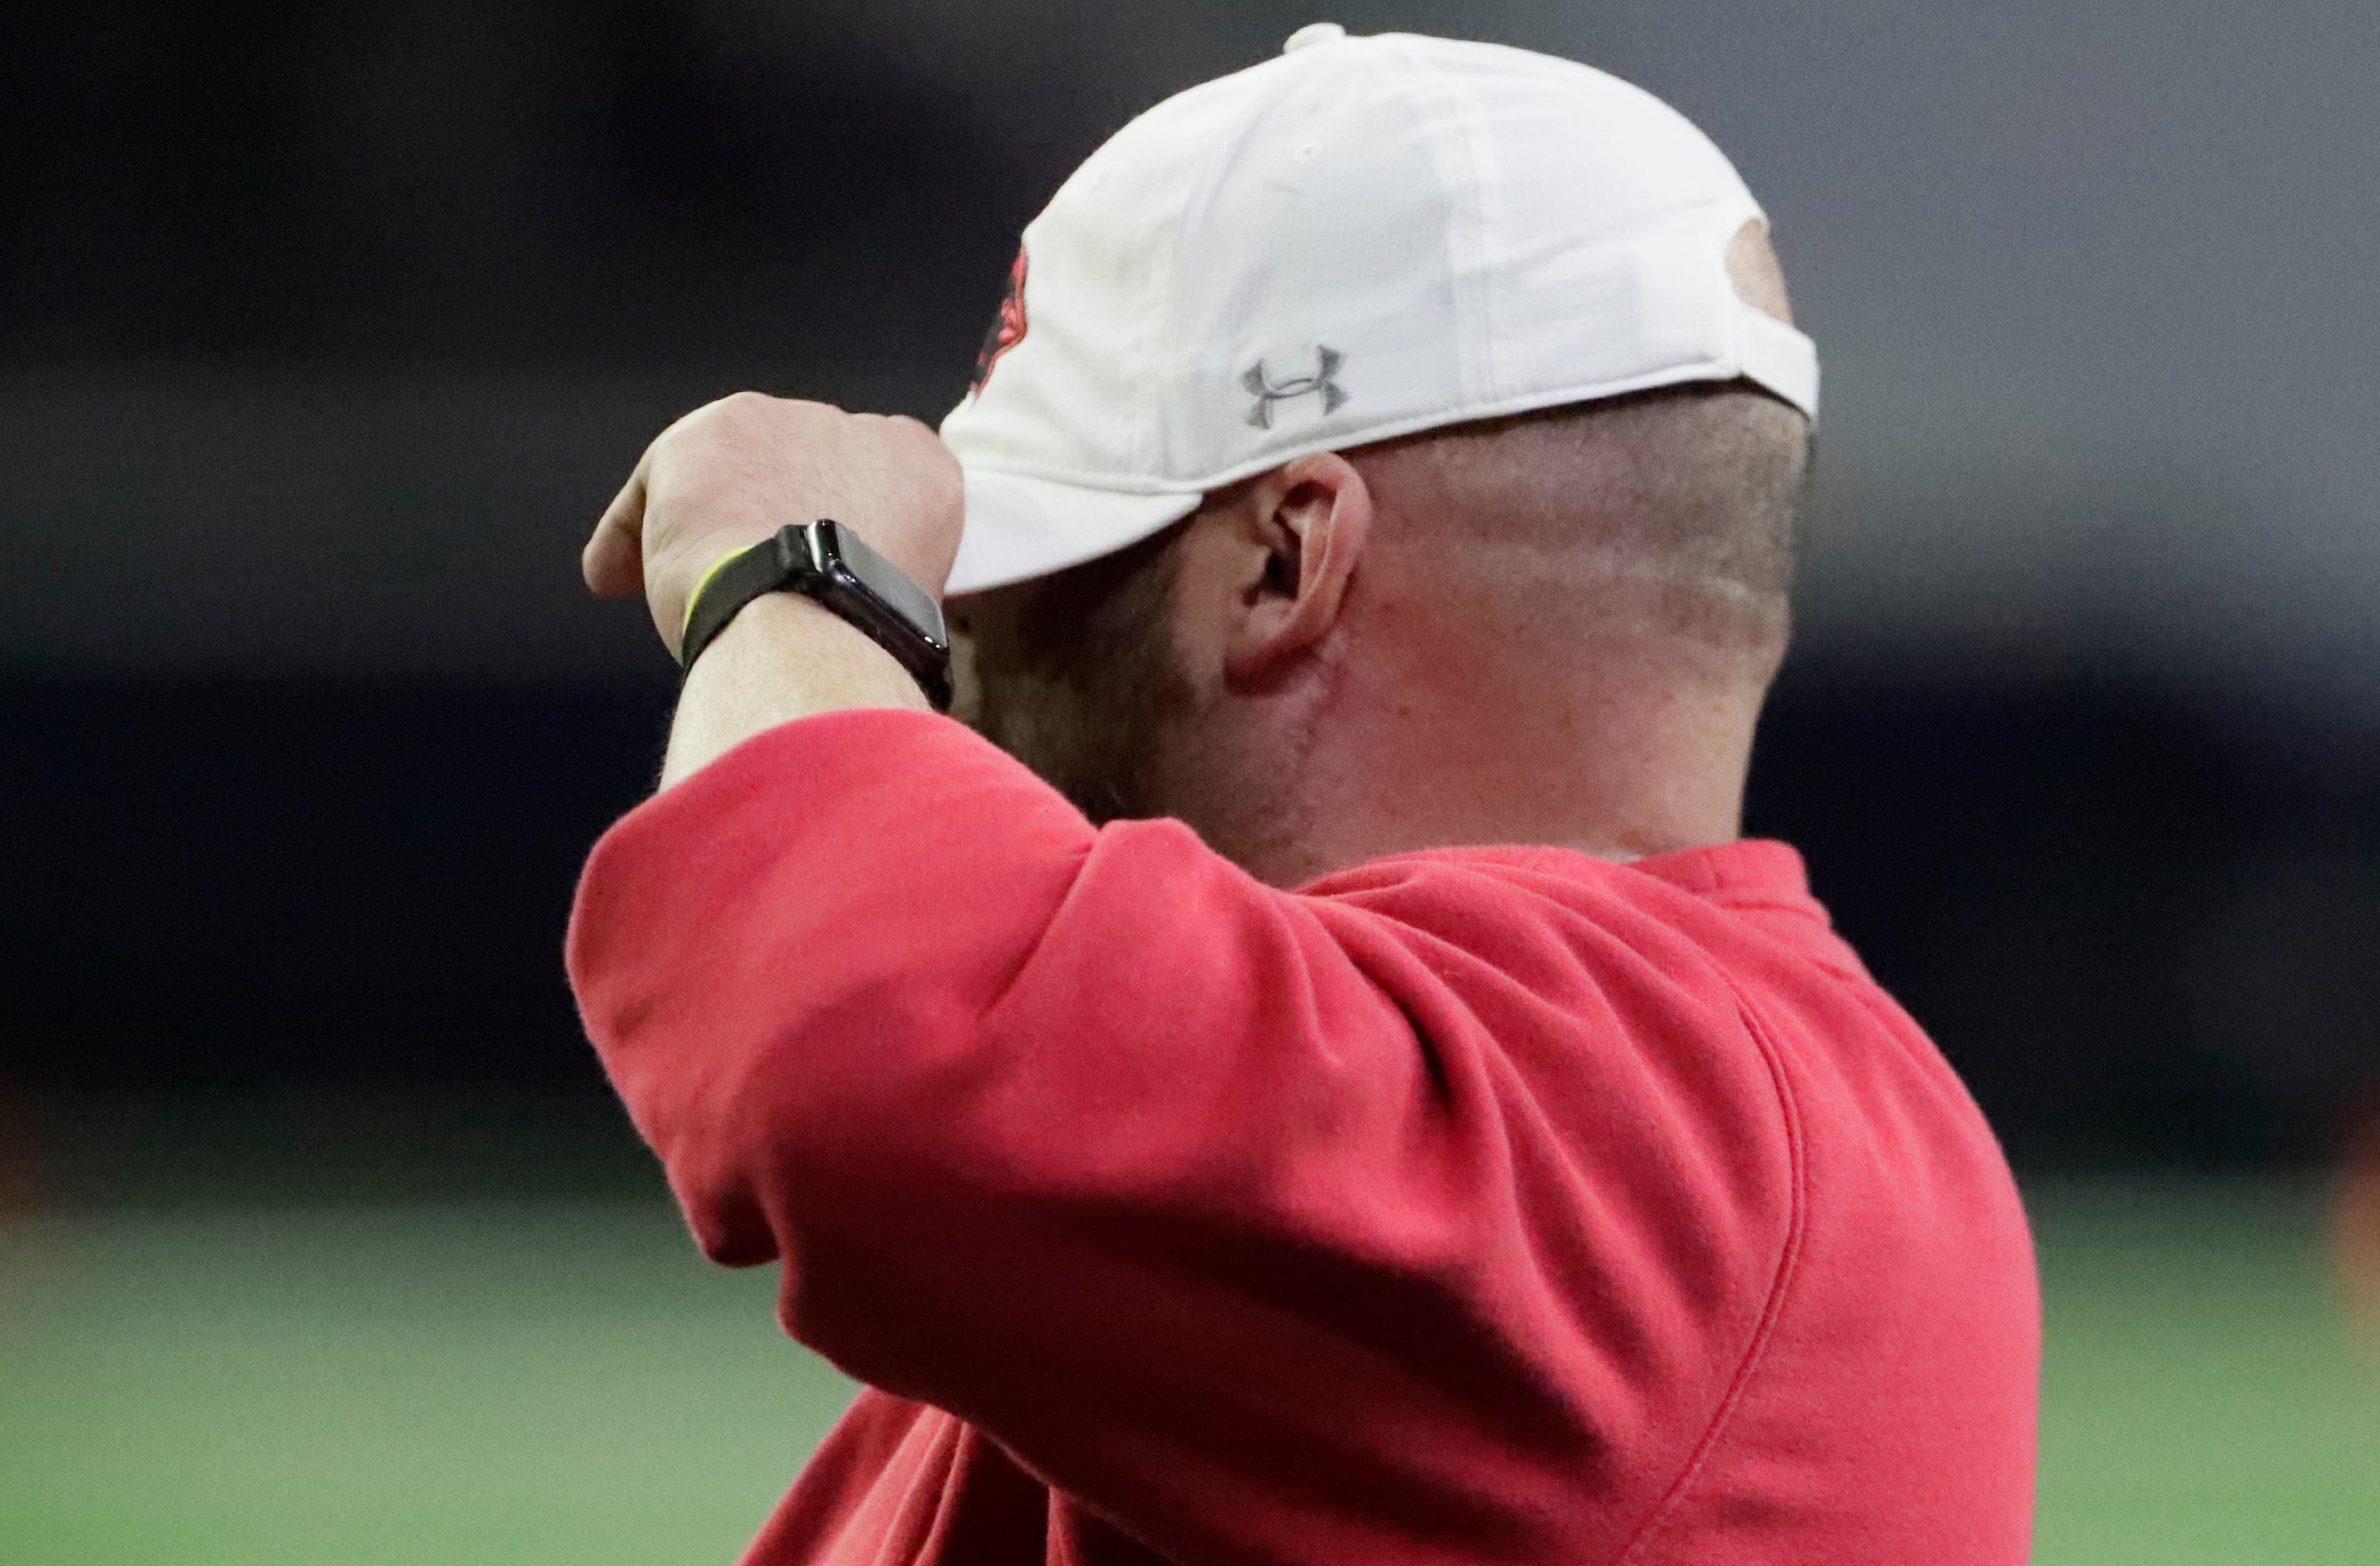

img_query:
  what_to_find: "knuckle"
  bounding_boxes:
[660,390,789,459]
[655,398,724,449]
[692,389,780,439]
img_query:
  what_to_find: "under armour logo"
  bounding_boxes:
[1242,347,1348,429]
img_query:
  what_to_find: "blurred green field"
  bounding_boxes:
[3,1170,2375,1563]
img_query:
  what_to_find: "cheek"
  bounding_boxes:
[957,553,1196,821]
[971,650,1090,786]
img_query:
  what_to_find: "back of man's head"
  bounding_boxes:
[957,366,1810,879]
[1348,380,1806,669]
[946,32,1817,876]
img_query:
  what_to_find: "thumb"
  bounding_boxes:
[583,465,650,598]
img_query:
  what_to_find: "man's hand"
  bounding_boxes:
[583,392,965,660]
[584,393,967,787]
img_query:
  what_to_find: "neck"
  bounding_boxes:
[1184,636,1769,888]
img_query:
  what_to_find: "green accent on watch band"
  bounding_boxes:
[682,543,762,639]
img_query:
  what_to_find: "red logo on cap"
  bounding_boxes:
[970,247,1029,396]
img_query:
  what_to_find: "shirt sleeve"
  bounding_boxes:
[567,709,1768,1565]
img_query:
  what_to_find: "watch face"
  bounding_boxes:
[812,521,948,651]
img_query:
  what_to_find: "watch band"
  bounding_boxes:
[678,521,954,711]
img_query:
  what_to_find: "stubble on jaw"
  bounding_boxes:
[956,524,1198,828]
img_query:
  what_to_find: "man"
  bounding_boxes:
[570,27,2039,1566]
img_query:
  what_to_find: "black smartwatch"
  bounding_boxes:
[678,521,953,712]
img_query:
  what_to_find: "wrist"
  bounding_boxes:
[670,544,761,647]
[647,534,775,660]
[673,521,953,711]
[662,593,929,789]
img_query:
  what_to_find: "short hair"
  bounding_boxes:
[1353,379,1811,655]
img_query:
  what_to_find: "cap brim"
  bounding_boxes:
[944,468,1204,595]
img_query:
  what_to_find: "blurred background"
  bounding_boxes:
[3,1,2376,1561]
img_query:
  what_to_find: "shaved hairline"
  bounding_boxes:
[1345,379,1812,658]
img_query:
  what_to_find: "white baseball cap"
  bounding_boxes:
[938,23,1819,595]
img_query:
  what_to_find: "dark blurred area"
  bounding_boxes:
[4,0,2376,1172]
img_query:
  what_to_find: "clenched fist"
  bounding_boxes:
[582,393,965,660]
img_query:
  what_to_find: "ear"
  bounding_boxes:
[1223,451,1373,686]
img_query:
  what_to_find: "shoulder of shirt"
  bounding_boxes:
[1293,840,1870,985]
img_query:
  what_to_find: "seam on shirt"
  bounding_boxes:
[972,836,1105,1026]
[911,1418,978,1562]
[1701,893,1821,918]
[1608,987,1810,1566]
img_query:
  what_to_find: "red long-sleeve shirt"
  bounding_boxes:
[567,710,2038,1566]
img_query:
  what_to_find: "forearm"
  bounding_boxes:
[570,718,1565,1564]
[570,710,1104,1269]
[661,592,931,788]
